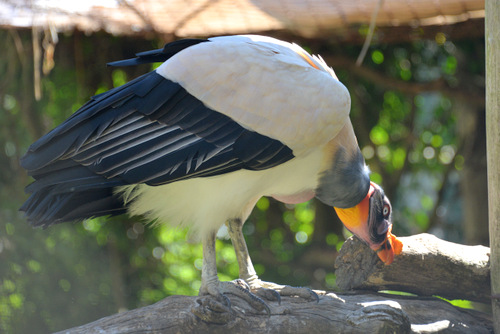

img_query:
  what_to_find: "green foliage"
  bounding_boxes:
[434,296,474,310]
[0,29,485,333]
[371,50,384,64]
[343,35,475,238]
[379,290,418,296]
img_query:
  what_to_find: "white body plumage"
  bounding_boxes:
[21,35,398,310]
[158,35,350,155]
[121,35,351,237]
[121,147,324,238]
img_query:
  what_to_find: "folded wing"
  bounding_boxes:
[20,70,293,227]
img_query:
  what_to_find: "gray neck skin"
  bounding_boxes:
[315,146,370,209]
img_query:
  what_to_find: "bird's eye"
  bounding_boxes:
[383,204,391,218]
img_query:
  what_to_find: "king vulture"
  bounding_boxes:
[20,35,402,312]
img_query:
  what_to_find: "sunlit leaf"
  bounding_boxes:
[371,50,384,64]
[392,148,406,170]
[111,69,127,87]
[9,293,23,309]
[370,126,389,145]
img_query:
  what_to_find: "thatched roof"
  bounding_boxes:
[0,0,485,40]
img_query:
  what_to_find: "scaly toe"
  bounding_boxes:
[280,285,319,303]
[199,279,271,316]
[248,280,319,303]
[220,280,271,315]
[254,287,281,304]
[191,297,234,324]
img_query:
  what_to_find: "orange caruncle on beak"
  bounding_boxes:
[375,225,403,265]
[334,185,374,230]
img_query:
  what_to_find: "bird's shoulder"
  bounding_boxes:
[157,35,352,154]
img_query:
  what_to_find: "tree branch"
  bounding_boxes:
[55,289,492,334]
[335,233,491,303]
[54,233,494,333]
[327,56,485,107]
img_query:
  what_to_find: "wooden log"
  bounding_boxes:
[335,233,491,303]
[55,290,492,334]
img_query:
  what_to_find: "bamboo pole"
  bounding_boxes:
[485,1,500,332]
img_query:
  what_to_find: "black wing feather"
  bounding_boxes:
[106,39,210,67]
[21,57,294,228]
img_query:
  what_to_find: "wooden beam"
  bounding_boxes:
[485,0,500,332]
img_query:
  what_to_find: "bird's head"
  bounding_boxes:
[334,181,402,264]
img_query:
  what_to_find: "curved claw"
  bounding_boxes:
[199,279,271,316]
[192,297,234,324]
[256,287,282,305]
[217,291,232,309]
[227,281,271,316]
[309,288,320,303]
[302,287,319,303]
[233,278,251,291]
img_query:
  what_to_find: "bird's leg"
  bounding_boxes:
[226,218,259,285]
[226,218,319,303]
[199,231,225,300]
[197,230,270,315]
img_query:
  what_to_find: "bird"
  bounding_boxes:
[20,35,402,314]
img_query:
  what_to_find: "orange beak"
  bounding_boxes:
[334,185,374,232]
[335,182,403,265]
[373,226,403,265]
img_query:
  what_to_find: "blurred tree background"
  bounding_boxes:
[0,22,485,333]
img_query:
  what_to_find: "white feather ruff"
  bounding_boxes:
[117,148,325,239]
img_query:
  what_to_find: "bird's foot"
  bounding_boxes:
[191,296,234,324]
[192,278,271,323]
[245,278,319,304]
[192,278,317,323]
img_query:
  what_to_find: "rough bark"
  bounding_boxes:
[335,233,491,303]
[55,290,492,334]
[53,233,493,333]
